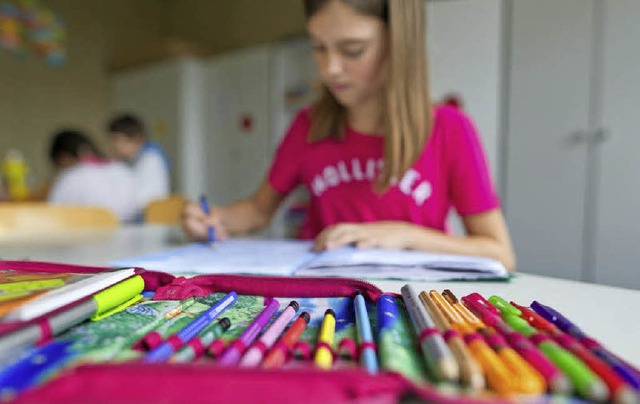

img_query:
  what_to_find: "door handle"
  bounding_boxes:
[592,128,610,144]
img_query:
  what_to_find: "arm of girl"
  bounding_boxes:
[313,209,516,271]
[181,180,285,241]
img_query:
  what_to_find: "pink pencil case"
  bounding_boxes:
[1,260,508,404]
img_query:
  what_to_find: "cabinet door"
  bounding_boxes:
[206,47,272,205]
[505,0,594,280]
[593,0,640,289]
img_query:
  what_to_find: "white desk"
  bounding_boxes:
[1,224,639,366]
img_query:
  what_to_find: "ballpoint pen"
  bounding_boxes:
[199,194,217,247]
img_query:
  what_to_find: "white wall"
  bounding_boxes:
[427,0,503,181]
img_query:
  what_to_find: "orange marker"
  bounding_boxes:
[434,290,516,396]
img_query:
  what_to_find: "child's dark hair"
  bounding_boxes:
[108,114,146,139]
[49,129,103,165]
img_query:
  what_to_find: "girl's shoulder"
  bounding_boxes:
[433,104,473,126]
[432,104,478,140]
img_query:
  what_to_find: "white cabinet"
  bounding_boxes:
[111,57,207,200]
[504,0,640,289]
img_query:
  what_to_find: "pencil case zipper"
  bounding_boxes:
[148,272,386,302]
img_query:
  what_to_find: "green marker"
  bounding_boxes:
[376,294,425,383]
[501,310,608,402]
[171,318,231,362]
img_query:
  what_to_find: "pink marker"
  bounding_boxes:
[218,298,280,367]
[240,301,300,367]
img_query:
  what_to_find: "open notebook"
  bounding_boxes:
[110,239,509,281]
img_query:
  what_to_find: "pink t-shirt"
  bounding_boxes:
[268,105,500,239]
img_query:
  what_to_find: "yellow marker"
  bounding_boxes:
[443,290,546,395]
[420,291,484,390]
[314,309,336,370]
[433,290,516,396]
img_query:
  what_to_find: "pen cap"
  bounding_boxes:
[219,317,231,331]
[325,309,335,318]
[94,276,145,316]
[300,312,311,323]
[289,301,300,312]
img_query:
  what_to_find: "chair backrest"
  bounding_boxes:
[144,195,186,224]
[0,203,119,236]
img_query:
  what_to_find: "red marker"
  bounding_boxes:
[511,301,636,404]
[262,312,310,369]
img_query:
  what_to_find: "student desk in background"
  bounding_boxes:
[0,224,638,367]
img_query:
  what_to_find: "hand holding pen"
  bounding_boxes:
[199,195,217,247]
[181,197,228,242]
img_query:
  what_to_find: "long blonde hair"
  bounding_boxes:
[303,0,432,188]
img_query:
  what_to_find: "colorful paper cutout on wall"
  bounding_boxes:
[0,0,66,66]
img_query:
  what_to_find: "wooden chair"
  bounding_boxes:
[0,203,120,244]
[144,195,186,224]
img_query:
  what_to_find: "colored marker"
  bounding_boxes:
[446,293,545,395]
[532,300,640,391]
[314,309,336,370]
[353,291,378,374]
[199,194,217,247]
[218,298,280,367]
[419,291,484,390]
[512,301,638,403]
[262,312,310,369]
[462,292,572,395]
[437,290,515,396]
[172,318,231,363]
[490,296,608,402]
[240,301,299,367]
[0,276,145,359]
[145,291,238,363]
[376,294,425,383]
[401,285,458,383]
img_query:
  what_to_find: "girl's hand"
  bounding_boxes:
[313,222,427,251]
[181,201,229,241]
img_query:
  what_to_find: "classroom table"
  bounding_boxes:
[1,224,638,366]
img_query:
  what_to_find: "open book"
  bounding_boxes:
[110,239,509,281]
[0,268,136,322]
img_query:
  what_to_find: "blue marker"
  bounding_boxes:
[145,291,238,363]
[0,341,73,399]
[199,194,217,247]
[354,291,378,374]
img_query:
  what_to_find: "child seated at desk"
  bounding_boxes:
[107,114,171,221]
[47,129,137,222]
[181,0,516,271]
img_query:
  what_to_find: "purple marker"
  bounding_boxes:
[532,301,640,390]
[145,291,237,363]
[218,298,280,367]
[239,301,299,367]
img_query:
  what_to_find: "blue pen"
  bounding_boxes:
[199,194,217,247]
[0,341,73,399]
[145,291,238,363]
[354,291,378,374]
[532,301,640,390]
